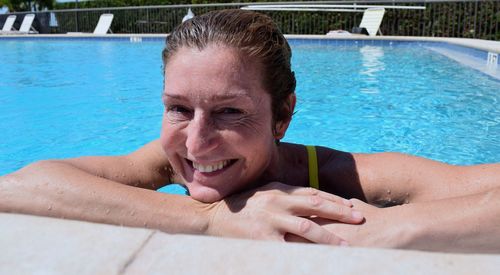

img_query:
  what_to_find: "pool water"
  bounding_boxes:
[0,39,499,175]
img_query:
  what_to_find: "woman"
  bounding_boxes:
[1,10,499,252]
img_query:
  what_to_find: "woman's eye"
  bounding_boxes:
[218,108,242,115]
[166,105,192,120]
[168,105,190,113]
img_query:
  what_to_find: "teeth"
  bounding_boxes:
[193,160,230,173]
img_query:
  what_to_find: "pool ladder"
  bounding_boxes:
[487,52,498,68]
[130,36,143,43]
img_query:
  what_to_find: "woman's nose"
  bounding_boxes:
[185,113,219,157]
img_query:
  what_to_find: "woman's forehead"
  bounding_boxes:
[165,45,263,75]
[164,46,266,99]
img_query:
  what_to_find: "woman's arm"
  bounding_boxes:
[0,140,210,233]
[317,188,500,253]
[0,161,210,233]
[352,153,500,204]
[318,151,500,252]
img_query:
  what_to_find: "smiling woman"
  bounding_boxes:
[1,9,499,253]
[162,45,281,202]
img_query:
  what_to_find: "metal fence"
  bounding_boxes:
[1,1,499,40]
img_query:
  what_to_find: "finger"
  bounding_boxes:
[278,216,349,246]
[286,186,353,207]
[284,195,364,224]
[257,182,353,207]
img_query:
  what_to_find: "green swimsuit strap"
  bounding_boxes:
[305,145,319,189]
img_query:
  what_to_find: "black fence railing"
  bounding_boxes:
[1,1,499,40]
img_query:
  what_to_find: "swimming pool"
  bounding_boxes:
[1,38,499,175]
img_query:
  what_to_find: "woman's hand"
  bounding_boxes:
[307,199,412,249]
[205,182,364,245]
[284,199,397,247]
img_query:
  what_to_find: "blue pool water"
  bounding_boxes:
[0,39,499,175]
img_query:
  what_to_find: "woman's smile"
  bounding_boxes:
[185,158,238,175]
[191,159,233,173]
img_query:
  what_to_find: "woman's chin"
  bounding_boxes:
[188,185,226,203]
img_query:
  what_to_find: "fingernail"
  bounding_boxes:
[340,240,350,247]
[343,199,352,206]
[352,211,363,220]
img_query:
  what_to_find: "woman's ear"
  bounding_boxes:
[274,93,296,140]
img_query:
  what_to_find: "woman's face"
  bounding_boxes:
[160,45,278,203]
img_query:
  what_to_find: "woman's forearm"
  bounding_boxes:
[320,188,500,253]
[396,187,500,253]
[0,160,210,234]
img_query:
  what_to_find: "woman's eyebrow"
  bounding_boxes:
[162,93,186,100]
[163,91,253,102]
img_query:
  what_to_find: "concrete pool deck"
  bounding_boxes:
[1,213,499,274]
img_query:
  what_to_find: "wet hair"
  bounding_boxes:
[162,9,296,125]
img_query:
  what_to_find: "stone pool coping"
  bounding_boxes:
[1,213,499,274]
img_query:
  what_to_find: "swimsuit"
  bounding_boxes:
[305,145,319,189]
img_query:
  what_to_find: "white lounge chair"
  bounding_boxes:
[0,15,16,33]
[182,8,195,23]
[327,8,385,37]
[93,13,113,34]
[18,14,37,33]
[68,13,114,35]
[359,8,385,36]
[1,14,37,34]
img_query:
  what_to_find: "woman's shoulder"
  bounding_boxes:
[126,139,175,186]
[298,144,366,200]
[280,142,355,168]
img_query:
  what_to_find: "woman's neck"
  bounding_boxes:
[255,142,309,188]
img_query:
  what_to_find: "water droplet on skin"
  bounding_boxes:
[405,200,410,204]
[47,205,52,210]
[387,190,391,194]
[105,209,110,214]
[130,210,136,216]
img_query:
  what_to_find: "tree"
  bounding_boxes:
[0,0,54,12]
[0,0,13,11]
